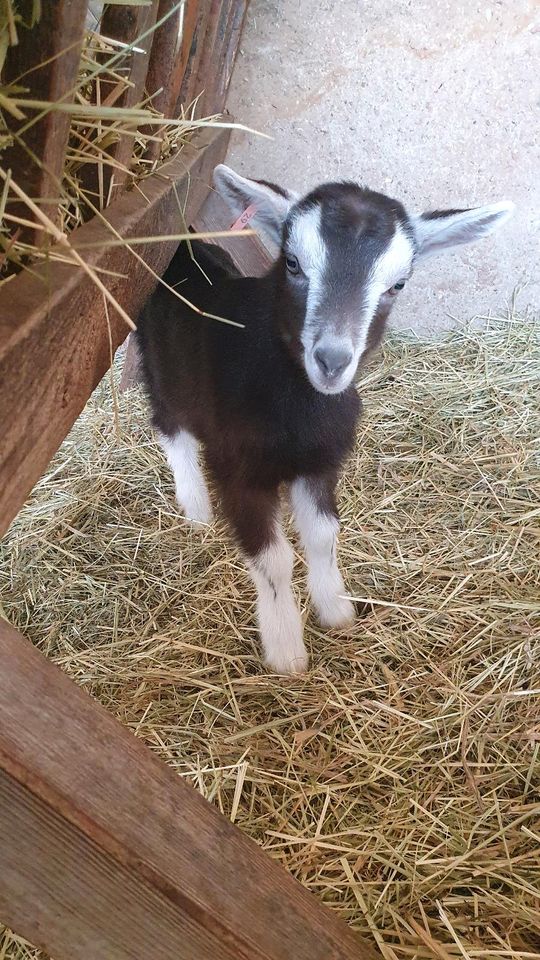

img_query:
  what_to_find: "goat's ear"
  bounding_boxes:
[213,164,297,244]
[413,201,514,259]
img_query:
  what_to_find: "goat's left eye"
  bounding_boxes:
[388,280,406,295]
[286,255,300,275]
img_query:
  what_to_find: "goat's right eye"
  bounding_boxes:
[285,255,300,275]
[387,280,406,296]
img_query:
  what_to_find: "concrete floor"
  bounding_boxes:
[225,0,539,332]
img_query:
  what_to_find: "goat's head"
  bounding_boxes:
[214,165,514,396]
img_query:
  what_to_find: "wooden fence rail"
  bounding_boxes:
[0,619,373,960]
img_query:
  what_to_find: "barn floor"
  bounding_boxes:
[225,0,540,333]
[1,315,539,959]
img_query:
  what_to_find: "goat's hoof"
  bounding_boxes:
[264,645,309,675]
[178,499,214,527]
[184,514,213,529]
[317,596,356,630]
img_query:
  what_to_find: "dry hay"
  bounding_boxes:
[0,0,237,292]
[1,314,539,960]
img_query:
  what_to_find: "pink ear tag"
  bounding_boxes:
[230,203,258,231]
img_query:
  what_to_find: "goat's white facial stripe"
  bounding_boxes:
[288,204,326,277]
[288,205,327,327]
[365,224,414,309]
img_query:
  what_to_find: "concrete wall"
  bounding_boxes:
[225,0,539,332]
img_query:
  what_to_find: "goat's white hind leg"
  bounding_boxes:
[159,431,213,525]
[291,475,355,629]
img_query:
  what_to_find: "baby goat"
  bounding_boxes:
[136,165,513,673]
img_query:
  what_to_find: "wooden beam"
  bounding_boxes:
[192,187,273,277]
[144,0,191,162]
[90,2,159,204]
[175,0,203,110]
[214,0,248,110]
[196,0,248,116]
[0,124,230,536]
[177,0,212,113]
[177,0,247,118]
[193,0,224,112]
[1,0,88,243]
[0,619,375,960]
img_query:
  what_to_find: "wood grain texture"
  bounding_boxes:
[193,0,224,112]
[0,125,230,535]
[0,619,376,960]
[144,0,189,162]
[1,0,88,243]
[118,334,142,391]
[196,0,248,116]
[91,2,158,203]
[177,0,212,112]
[214,0,248,109]
[192,187,274,277]
[178,0,248,118]
[175,0,202,108]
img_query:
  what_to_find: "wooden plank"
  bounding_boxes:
[175,0,203,107]
[196,0,248,116]
[91,2,159,203]
[214,0,248,110]
[1,0,88,243]
[192,0,223,111]
[0,124,230,536]
[177,0,212,113]
[192,187,273,277]
[144,0,191,163]
[0,619,375,960]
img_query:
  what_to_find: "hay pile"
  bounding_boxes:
[0,1,222,287]
[1,315,539,960]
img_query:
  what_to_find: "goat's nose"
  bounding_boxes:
[314,345,353,378]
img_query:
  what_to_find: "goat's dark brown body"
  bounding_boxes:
[136,241,361,495]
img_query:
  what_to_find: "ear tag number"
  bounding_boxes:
[230,204,259,232]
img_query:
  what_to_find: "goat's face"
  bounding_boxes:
[214,165,514,396]
[281,185,414,394]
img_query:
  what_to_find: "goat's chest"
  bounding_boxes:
[220,386,361,483]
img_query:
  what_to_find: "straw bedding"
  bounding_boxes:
[1,314,539,959]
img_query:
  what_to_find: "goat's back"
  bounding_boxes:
[136,241,274,438]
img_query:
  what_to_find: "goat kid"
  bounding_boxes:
[136,164,513,674]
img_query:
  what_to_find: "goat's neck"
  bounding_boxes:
[254,262,305,354]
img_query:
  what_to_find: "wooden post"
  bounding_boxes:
[0,619,376,960]
[177,0,213,113]
[1,0,88,244]
[87,1,159,205]
[0,125,231,535]
[195,0,248,116]
[144,0,192,162]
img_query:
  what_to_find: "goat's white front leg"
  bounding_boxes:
[218,481,308,674]
[159,431,213,525]
[247,529,307,674]
[291,476,355,629]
